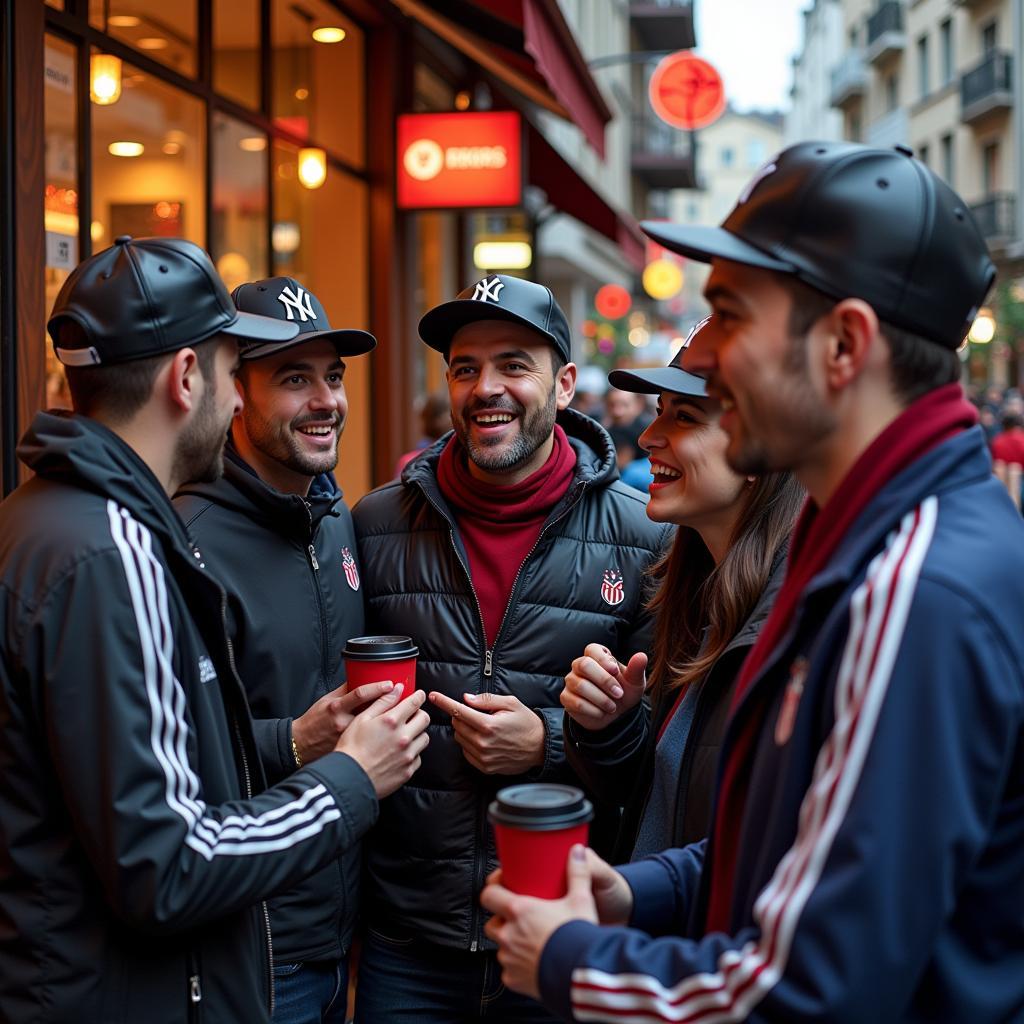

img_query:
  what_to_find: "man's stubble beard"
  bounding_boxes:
[174,380,231,485]
[453,386,557,474]
[240,403,343,478]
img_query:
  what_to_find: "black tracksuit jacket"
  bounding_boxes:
[0,413,377,1023]
[352,409,673,950]
[175,449,367,965]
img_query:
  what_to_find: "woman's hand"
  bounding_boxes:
[560,644,647,731]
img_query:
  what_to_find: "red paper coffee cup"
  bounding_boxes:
[488,784,593,899]
[342,635,419,701]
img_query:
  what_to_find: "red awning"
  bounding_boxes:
[527,124,645,272]
[390,0,612,157]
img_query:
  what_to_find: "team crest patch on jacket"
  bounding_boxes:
[600,568,625,606]
[775,655,807,746]
[341,547,361,591]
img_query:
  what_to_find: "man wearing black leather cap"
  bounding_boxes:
[0,238,430,1023]
[482,142,1024,1022]
[175,277,380,1023]
[351,273,671,1022]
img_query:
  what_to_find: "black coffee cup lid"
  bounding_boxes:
[342,635,419,660]
[488,784,593,831]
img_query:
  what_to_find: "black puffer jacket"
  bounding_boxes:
[565,544,787,860]
[0,413,376,1023]
[175,447,366,965]
[352,409,672,949]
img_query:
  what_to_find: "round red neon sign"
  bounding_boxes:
[594,284,631,320]
[649,52,726,131]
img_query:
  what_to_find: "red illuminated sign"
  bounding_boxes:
[397,111,522,209]
[649,52,726,131]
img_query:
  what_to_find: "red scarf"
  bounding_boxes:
[705,383,977,932]
[436,425,577,648]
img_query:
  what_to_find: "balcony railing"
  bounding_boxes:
[866,1,906,64]
[970,193,1017,242]
[631,116,697,189]
[961,51,1014,124]
[830,51,868,108]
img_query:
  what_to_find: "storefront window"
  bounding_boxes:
[214,0,260,109]
[211,112,268,292]
[44,34,78,411]
[271,0,364,170]
[273,139,370,497]
[91,55,206,248]
[89,0,198,79]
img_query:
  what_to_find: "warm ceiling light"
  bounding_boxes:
[161,141,182,155]
[91,220,105,242]
[108,14,141,27]
[90,53,122,105]
[298,148,327,189]
[239,136,267,152]
[473,240,532,271]
[455,90,471,110]
[294,87,309,101]
[137,36,167,50]
[108,141,144,157]
[312,26,346,43]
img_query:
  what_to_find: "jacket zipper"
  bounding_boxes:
[187,951,202,1023]
[220,591,275,1018]
[304,501,331,691]
[418,478,589,949]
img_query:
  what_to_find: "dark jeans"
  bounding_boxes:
[273,956,350,1024]
[354,928,558,1023]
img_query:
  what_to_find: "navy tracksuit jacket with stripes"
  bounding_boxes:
[540,426,1024,1022]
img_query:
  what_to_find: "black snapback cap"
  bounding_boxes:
[642,141,996,350]
[608,317,710,397]
[231,277,377,360]
[47,236,298,366]
[418,274,572,364]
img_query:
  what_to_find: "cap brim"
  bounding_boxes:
[418,301,558,356]
[221,309,301,343]
[608,365,707,397]
[239,328,377,361]
[641,221,796,273]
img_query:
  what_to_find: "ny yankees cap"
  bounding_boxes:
[418,274,572,364]
[231,276,377,360]
[642,141,996,350]
[48,236,298,366]
[608,317,709,397]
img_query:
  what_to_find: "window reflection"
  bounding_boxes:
[271,0,364,169]
[214,0,260,109]
[44,35,78,411]
[91,56,205,246]
[211,113,268,292]
[89,0,197,78]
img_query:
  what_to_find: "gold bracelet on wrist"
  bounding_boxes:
[291,735,302,768]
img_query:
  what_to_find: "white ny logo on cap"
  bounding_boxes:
[472,276,505,304]
[277,285,317,322]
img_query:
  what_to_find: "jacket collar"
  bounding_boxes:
[800,426,990,600]
[17,411,192,552]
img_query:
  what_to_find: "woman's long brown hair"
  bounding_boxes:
[646,471,804,699]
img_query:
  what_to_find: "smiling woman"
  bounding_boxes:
[562,319,804,860]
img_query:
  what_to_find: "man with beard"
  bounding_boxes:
[175,277,380,1024]
[351,274,671,1023]
[481,143,1024,1022]
[0,238,431,1023]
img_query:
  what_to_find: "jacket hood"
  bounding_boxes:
[175,444,342,534]
[17,411,190,549]
[402,407,620,491]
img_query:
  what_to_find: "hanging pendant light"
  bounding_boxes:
[90,53,123,105]
[298,148,327,190]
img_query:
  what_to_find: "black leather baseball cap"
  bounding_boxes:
[608,317,709,397]
[418,274,572,364]
[47,236,298,366]
[231,276,377,360]
[642,141,996,350]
